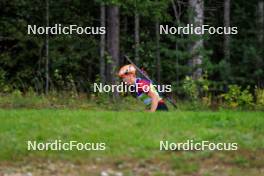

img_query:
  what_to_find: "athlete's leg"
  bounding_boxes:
[156,102,168,111]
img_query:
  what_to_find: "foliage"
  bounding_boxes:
[221,85,253,109]
[255,87,264,110]
[0,69,10,92]
[182,74,212,109]
[0,0,263,107]
[183,76,198,101]
[183,74,210,97]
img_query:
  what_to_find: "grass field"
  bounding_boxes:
[0,110,263,176]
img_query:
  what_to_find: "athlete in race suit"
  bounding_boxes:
[118,64,168,112]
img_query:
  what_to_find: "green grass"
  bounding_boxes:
[0,110,263,175]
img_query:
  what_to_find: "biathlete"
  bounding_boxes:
[118,64,168,112]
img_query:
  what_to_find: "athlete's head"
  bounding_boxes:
[118,64,136,85]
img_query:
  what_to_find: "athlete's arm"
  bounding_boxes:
[147,90,159,112]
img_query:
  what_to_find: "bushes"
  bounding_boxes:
[182,76,257,110]
[221,85,253,109]
[0,69,10,93]
[182,75,211,110]
[255,87,264,110]
[0,83,263,111]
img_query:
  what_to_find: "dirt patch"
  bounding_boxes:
[0,150,264,176]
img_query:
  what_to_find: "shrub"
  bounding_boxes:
[221,85,253,109]
[182,76,198,101]
[182,75,212,110]
[0,69,10,93]
[255,87,264,110]
[11,89,22,98]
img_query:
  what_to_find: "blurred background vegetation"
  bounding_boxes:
[0,0,263,110]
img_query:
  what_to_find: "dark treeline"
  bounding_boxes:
[0,0,263,96]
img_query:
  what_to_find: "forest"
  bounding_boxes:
[1,0,264,110]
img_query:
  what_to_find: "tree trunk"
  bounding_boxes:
[224,0,231,61]
[107,6,120,97]
[188,0,204,80]
[155,21,161,83]
[171,0,182,85]
[135,11,140,65]
[45,0,49,94]
[257,0,264,49]
[100,4,106,84]
[257,0,264,87]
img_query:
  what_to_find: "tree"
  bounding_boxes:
[45,0,50,94]
[257,0,264,87]
[224,0,231,61]
[134,11,140,65]
[171,0,184,85]
[155,21,161,83]
[188,0,204,80]
[100,4,106,84]
[106,5,120,87]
